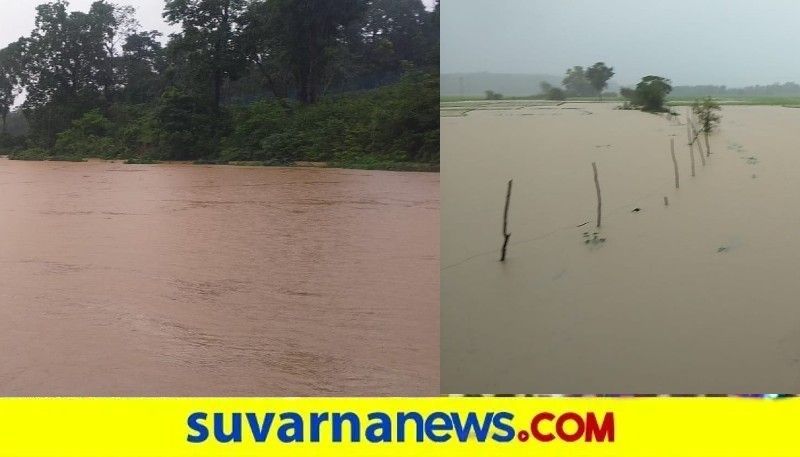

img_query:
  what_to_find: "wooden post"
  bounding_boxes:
[688,109,706,166]
[670,138,679,189]
[693,124,706,166]
[500,179,512,261]
[592,162,602,228]
[664,196,669,206]
[687,122,696,177]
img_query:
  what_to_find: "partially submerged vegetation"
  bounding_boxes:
[619,76,673,113]
[0,0,440,170]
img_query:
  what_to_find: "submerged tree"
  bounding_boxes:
[692,97,721,155]
[585,62,614,101]
[621,75,672,112]
[485,90,503,100]
[562,66,594,97]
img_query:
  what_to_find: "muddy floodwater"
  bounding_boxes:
[0,160,438,395]
[442,101,800,393]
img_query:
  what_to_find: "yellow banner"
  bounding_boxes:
[0,397,795,456]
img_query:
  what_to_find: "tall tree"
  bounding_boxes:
[0,44,23,135]
[238,0,293,100]
[562,66,593,97]
[88,1,140,101]
[164,0,248,111]
[264,0,366,104]
[119,31,166,102]
[585,62,614,101]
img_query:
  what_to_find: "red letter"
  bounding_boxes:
[555,412,584,442]
[531,412,555,442]
[585,412,615,442]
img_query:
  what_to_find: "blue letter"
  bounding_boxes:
[214,413,242,443]
[365,413,392,443]
[452,412,493,442]
[425,412,453,442]
[491,412,515,442]
[187,412,208,443]
[246,413,275,442]
[277,412,304,442]
[332,412,360,442]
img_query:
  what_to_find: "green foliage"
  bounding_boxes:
[585,62,614,100]
[562,66,594,97]
[152,87,221,160]
[546,87,566,101]
[621,76,673,112]
[0,0,439,170]
[53,109,125,158]
[692,97,722,133]
[485,90,503,100]
[8,147,49,161]
[222,70,439,164]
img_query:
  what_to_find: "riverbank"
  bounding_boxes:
[0,153,439,172]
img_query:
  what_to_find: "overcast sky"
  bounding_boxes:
[0,0,178,48]
[442,0,800,87]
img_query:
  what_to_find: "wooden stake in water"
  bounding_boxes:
[664,196,669,206]
[688,109,706,166]
[592,162,602,228]
[670,137,679,189]
[500,179,512,262]
[693,123,706,166]
[687,122,696,177]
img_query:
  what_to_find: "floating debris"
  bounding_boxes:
[583,232,606,248]
[631,207,641,212]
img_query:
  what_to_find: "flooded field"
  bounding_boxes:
[0,160,439,395]
[442,102,800,393]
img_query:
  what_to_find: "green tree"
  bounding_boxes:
[692,97,721,155]
[238,0,293,100]
[485,90,503,100]
[585,62,614,101]
[15,1,137,144]
[119,31,167,103]
[263,0,366,104]
[0,45,23,135]
[164,0,248,111]
[562,66,593,97]
[634,75,672,112]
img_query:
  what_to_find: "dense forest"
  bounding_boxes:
[0,0,439,169]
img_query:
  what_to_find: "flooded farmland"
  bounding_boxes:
[442,101,800,393]
[0,160,439,396]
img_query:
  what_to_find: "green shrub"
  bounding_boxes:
[8,147,49,161]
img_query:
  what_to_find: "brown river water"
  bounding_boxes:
[0,159,439,395]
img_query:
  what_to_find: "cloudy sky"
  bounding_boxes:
[442,0,800,87]
[0,0,177,48]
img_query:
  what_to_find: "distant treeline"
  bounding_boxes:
[0,0,439,168]
[670,82,800,98]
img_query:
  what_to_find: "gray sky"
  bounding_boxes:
[0,0,178,48]
[442,0,800,87]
